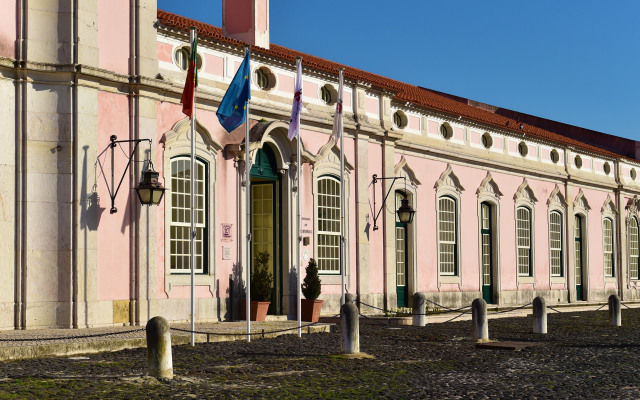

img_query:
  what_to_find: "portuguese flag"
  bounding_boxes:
[180,32,198,118]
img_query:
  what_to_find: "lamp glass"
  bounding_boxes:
[396,198,415,224]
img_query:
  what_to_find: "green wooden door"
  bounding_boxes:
[395,192,409,308]
[574,215,584,301]
[481,203,494,304]
[250,146,281,314]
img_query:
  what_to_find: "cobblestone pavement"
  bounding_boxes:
[1,307,640,399]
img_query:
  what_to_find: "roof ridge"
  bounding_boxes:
[156,9,632,161]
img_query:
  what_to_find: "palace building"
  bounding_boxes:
[1,0,639,329]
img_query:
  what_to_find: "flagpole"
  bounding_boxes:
[295,57,303,338]
[189,27,197,347]
[338,68,345,306]
[244,46,252,343]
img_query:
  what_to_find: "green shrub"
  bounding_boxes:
[301,258,322,300]
[251,251,272,302]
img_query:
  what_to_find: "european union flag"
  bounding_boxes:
[216,52,251,133]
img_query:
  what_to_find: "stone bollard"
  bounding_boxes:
[472,298,489,341]
[146,316,173,379]
[341,301,360,354]
[532,296,547,334]
[345,293,357,304]
[608,294,621,327]
[413,292,426,327]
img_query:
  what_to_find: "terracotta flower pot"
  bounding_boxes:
[241,300,270,322]
[301,299,323,322]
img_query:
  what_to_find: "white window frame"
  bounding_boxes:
[516,206,532,277]
[514,179,537,285]
[312,142,352,282]
[601,195,618,282]
[629,216,639,280]
[438,196,458,276]
[316,175,341,274]
[603,217,615,278]
[162,118,221,296]
[169,157,207,274]
[549,210,563,277]
[434,164,464,287]
[547,186,567,282]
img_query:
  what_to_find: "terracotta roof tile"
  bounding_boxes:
[157,9,628,160]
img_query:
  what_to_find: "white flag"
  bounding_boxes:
[330,70,344,140]
[288,59,303,140]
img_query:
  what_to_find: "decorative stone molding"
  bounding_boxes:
[601,195,618,216]
[476,172,503,201]
[394,156,421,189]
[573,189,591,212]
[546,184,567,208]
[513,178,538,204]
[434,164,464,194]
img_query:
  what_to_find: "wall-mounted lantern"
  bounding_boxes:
[371,174,416,230]
[106,135,165,213]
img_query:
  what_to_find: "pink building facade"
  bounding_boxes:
[1,0,640,329]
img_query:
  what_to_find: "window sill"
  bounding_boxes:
[318,274,345,285]
[550,276,565,284]
[165,273,215,296]
[438,275,461,285]
[517,276,534,285]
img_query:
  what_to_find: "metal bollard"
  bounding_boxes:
[146,316,173,379]
[413,292,426,327]
[472,298,489,341]
[341,301,359,354]
[345,293,357,304]
[532,296,547,334]
[608,294,621,327]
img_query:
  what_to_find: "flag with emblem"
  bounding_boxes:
[287,58,302,140]
[216,52,251,133]
[180,33,198,118]
[330,69,344,140]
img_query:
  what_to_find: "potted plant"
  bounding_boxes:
[242,251,272,321]
[301,258,323,322]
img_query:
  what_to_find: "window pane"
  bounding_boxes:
[603,218,614,277]
[170,157,207,273]
[630,218,639,280]
[438,197,457,275]
[517,207,531,276]
[550,211,563,277]
[317,176,341,273]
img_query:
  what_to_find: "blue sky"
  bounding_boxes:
[158,0,640,141]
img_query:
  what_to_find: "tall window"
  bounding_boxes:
[170,157,206,273]
[317,176,340,273]
[603,218,614,277]
[438,196,457,275]
[549,211,563,277]
[517,207,532,276]
[631,217,639,280]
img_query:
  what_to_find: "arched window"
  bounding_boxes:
[603,217,615,277]
[517,206,532,276]
[317,175,341,273]
[438,196,457,275]
[169,157,208,273]
[549,211,563,277]
[630,217,639,280]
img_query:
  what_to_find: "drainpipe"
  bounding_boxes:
[129,0,141,326]
[14,0,27,330]
[563,147,571,303]
[71,0,79,328]
[614,159,624,300]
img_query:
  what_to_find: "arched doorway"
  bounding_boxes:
[250,145,283,314]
